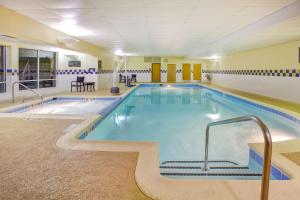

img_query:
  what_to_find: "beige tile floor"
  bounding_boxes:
[0,117,150,200]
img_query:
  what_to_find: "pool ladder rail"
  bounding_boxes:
[12,81,44,104]
[203,115,272,200]
[161,115,272,200]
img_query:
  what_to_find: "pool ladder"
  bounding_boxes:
[203,115,272,200]
[12,81,44,104]
[161,115,272,200]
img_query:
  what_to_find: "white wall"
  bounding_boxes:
[205,40,300,103]
[0,40,99,101]
[209,74,300,103]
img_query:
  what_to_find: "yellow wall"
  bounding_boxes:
[126,56,208,70]
[0,6,114,69]
[207,39,300,70]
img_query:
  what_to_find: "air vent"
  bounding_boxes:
[144,57,152,63]
[144,57,161,63]
[162,58,168,63]
[152,57,161,63]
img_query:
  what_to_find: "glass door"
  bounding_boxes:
[0,46,6,93]
[19,48,38,90]
[39,50,56,88]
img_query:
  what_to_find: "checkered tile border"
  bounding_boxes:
[5,68,18,76]
[5,68,100,76]
[117,69,152,73]
[6,68,299,77]
[203,69,300,77]
[57,68,97,75]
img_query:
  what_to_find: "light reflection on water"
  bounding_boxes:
[85,86,300,165]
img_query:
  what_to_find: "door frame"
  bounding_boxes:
[151,63,161,82]
[193,64,202,81]
[167,64,176,83]
[182,63,191,81]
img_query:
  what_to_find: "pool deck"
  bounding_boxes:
[0,83,300,200]
[0,117,149,200]
[203,83,300,114]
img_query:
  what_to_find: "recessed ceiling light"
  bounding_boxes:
[53,19,93,37]
[208,54,221,59]
[114,49,123,55]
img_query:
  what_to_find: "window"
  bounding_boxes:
[19,48,38,89]
[39,50,56,88]
[98,60,102,71]
[0,46,6,93]
[19,48,56,90]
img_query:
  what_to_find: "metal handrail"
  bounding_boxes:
[203,115,272,200]
[12,81,44,104]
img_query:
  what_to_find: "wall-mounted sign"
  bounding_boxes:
[68,60,81,67]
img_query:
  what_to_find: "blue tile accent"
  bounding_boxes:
[271,166,282,180]
[249,149,289,180]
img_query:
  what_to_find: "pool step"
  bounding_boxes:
[161,160,239,167]
[160,160,262,179]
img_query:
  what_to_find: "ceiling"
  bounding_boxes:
[0,0,300,58]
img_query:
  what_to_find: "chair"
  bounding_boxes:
[119,74,126,83]
[131,74,137,82]
[71,76,85,92]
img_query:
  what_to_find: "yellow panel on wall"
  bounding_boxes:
[167,64,176,83]
[152,63,161,82]
[182,63,191,80]
[193,64,202,81]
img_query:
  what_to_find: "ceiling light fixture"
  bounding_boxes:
[208,54,221,59]
[53,19,93,37]
[114,49,123,56]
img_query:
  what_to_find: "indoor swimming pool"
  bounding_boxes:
[81,84,300,179]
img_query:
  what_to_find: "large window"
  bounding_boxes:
[19,48,56,90]
[0,46,6,93]
[39,50,56,88]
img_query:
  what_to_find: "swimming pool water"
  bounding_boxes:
[84,85,300,165]
[14,98,119,115]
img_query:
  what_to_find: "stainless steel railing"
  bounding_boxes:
[12,81,44,104]
[203,115,272,200]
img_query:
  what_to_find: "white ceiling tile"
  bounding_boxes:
[145,6,191,17]
[0,0,43,9]
[0,0,299,56]
[92,0,144,7]
[37,0,96,9]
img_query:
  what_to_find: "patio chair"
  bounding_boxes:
[119,74,126,83]
[131,74,137,82]
[71,76,85,92]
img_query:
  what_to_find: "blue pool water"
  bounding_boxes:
[84,85,300,165]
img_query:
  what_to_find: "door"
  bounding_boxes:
[167,64,176,83]
[152,63,161,82]
[182,63,191,81]
[193,64,202,81]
